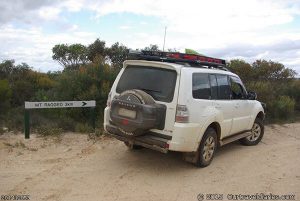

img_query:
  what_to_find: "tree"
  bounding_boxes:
[228,59,254,84]
[106,42,129,69]
[228,59,298,118]
[87,39,106,62]
[0,62,34,106]
[143,44,160,51]
[52,44,68,67]
[0,60,14,79]
[52,44,88,70]
[252,60,296,80]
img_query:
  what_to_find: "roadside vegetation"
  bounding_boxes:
[228,59,299,123]
[0,38,299,134]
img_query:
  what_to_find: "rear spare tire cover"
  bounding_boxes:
[112,89,156,136]
[118,89,155,105]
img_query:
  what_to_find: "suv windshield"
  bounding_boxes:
[116,65,177,102]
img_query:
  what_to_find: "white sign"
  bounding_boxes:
[25,101,96,109]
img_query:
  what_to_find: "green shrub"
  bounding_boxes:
[247,81,274,104]
[0,79,12,114]
[57,116,77,131]
[1,50,300,131]
[36,125,63,136]
[284,80,300,110]
[5,107,24,131]
[75,123,94,133]
[270,96,295,119]
[95,128,104,137]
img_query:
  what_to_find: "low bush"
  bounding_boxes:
[1,52,300,132]
[36,125,63,136]
[75,123,94,133]
[269,96,295,119]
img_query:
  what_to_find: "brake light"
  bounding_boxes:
[106,92,112,107]
[176,105,189,123]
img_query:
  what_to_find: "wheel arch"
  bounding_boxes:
[248,110,265,130]
[197,121,221,149]
[256,111,265,121]
[207,122,221,146]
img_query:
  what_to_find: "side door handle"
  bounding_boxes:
[234,103,240,108]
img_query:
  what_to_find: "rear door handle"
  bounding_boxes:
[235,103,240,108]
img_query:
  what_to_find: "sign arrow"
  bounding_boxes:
[82,101,87,106]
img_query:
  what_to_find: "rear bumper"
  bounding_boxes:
[104,107,201,153]
[105,124,171,153]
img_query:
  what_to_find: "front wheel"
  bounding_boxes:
[195,128,218,167]
[239,118,264,146]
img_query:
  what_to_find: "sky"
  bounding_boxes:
[0,0,300,74]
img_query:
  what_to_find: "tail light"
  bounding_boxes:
[175,104,189,123]
[106,91,112,107]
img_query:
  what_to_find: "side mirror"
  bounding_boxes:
[247,91,257,100]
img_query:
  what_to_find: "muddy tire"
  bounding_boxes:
[239,118,264,146]
[195,128,218,167]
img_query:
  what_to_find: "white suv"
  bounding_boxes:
[104,51,265,167]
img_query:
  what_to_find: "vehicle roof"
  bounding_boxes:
[124,60,239,77]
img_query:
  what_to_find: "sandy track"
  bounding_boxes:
[0,123,299,201]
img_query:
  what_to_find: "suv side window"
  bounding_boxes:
[209,74,218,99]
[192,73,211,99]
[216,74,231,100]
[230,76,247,99]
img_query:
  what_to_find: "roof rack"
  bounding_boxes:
[129,50,229,71]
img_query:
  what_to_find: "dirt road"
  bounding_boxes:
[0,123,299,201]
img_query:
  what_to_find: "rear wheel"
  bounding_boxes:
[239,118,264,146]
[195,128,217,167]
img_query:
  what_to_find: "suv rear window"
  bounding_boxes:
[116,65,177,102]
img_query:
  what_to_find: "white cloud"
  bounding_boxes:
[119,25,131,30]
[82,0,300,73]
[0,0,300,73]
[60,0,86,12]
[68,24,79,31]
[140,21,147,25]
[38,6,61,20]
[0,25,97,72]
[0,0,61,24]
[88,0,297,31]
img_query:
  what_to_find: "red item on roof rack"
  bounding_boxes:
[129,50,227,68]
[166,52,223,64]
